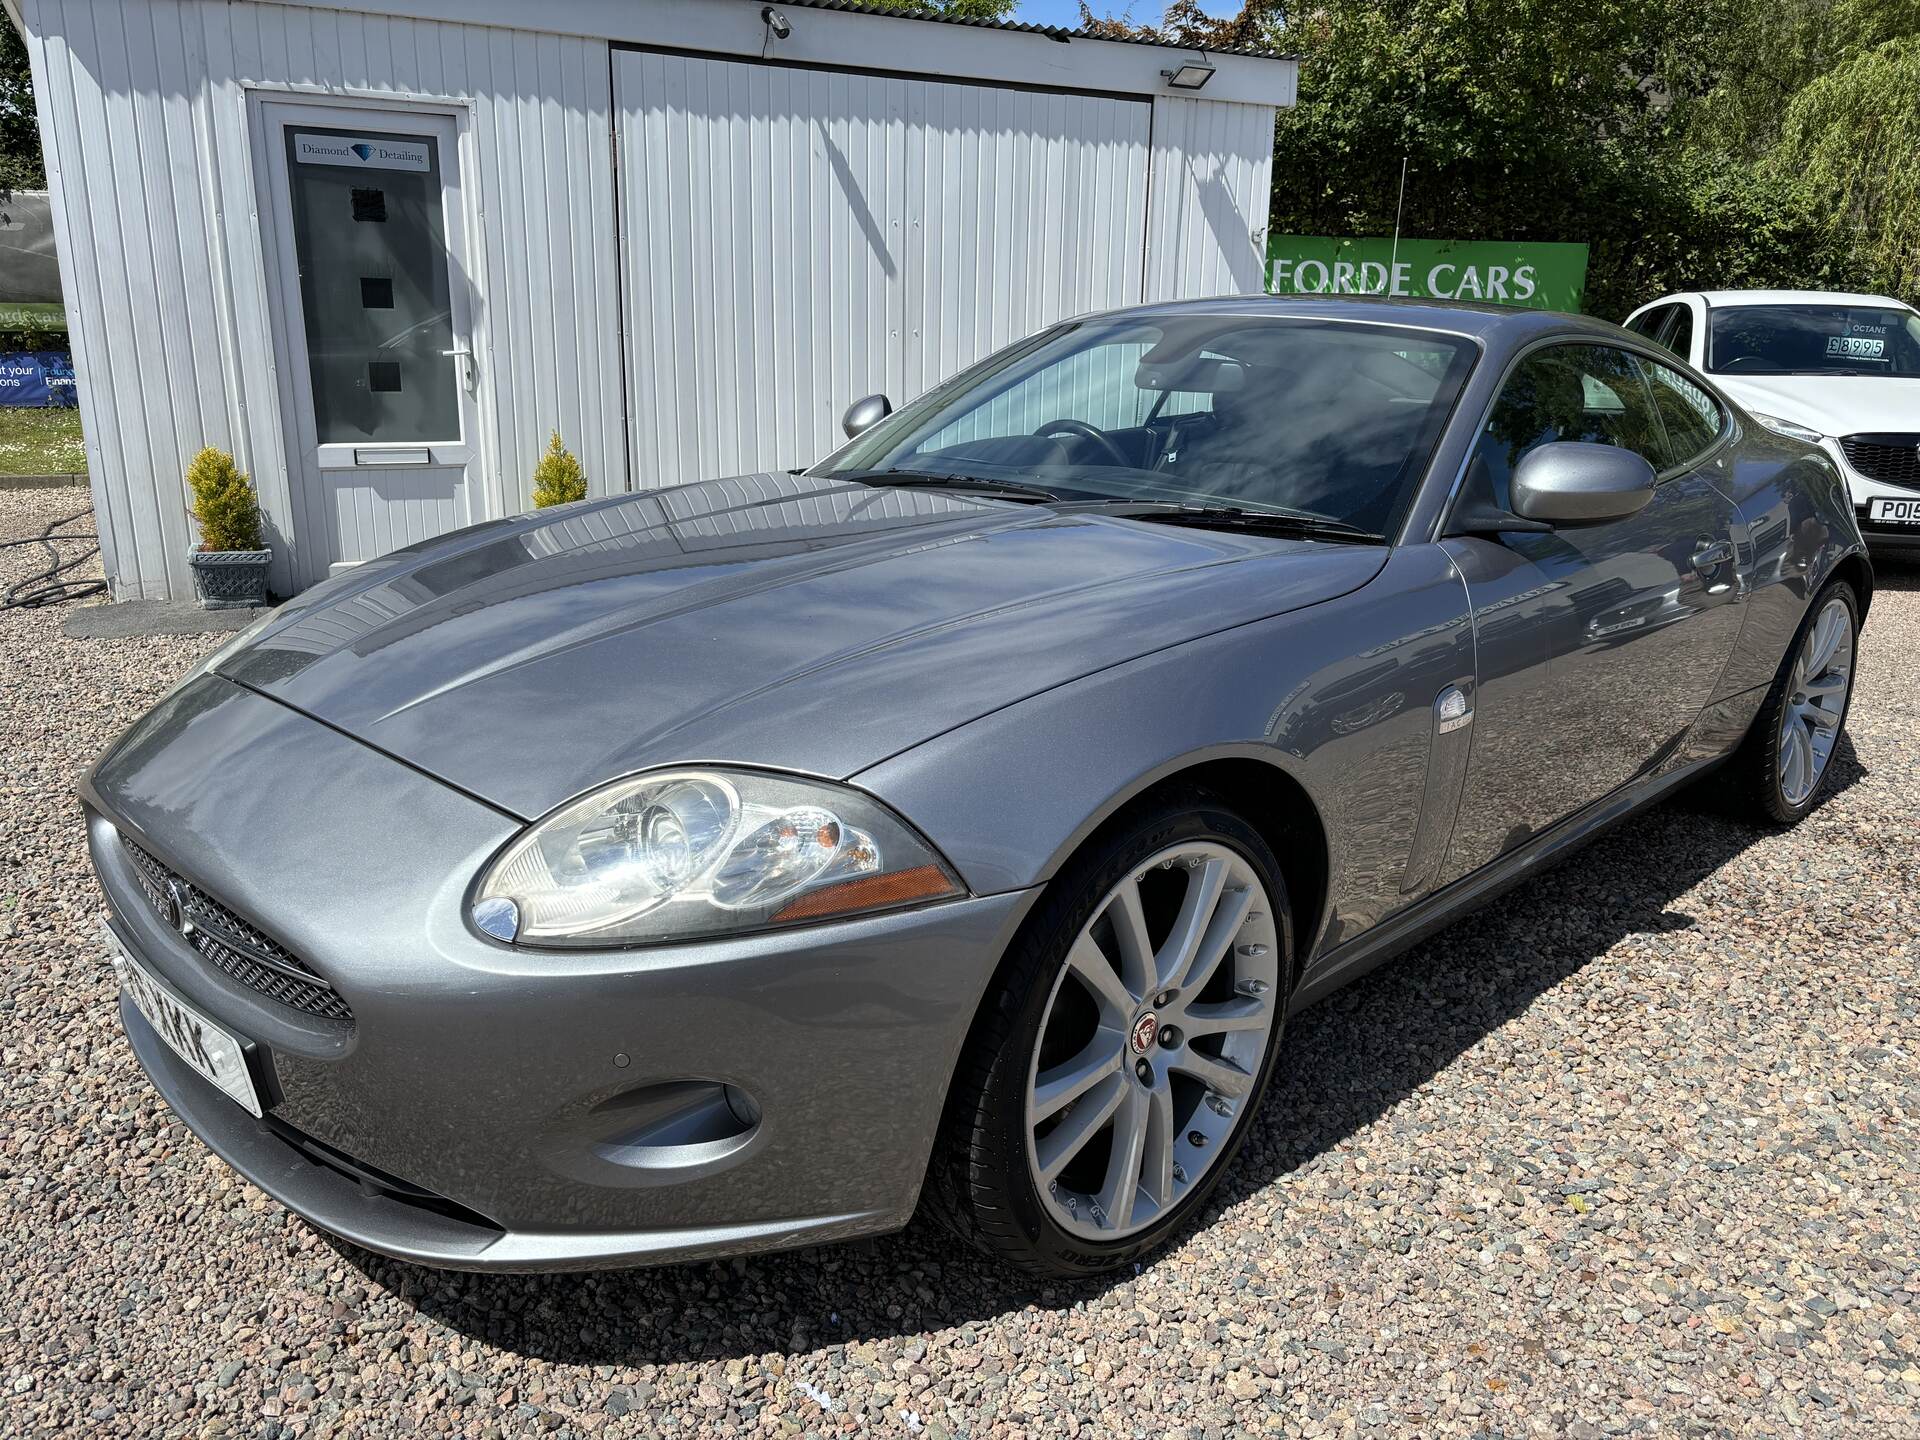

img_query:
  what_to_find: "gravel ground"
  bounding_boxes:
[4,484,1917,1439]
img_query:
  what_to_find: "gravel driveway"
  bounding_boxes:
[4,485,1916,1438]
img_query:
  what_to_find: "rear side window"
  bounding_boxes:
[1473,343,1666,507]
[1625,305,1672,341]
[1662,306,1694,361]
[1644,360,1724,467]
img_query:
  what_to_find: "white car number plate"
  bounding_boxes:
[1868,497,1920,525]
[106,924,262,1116]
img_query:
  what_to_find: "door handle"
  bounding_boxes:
[1690,538,1735,594]
[1690,539,1733,572]
[441,347,477,393]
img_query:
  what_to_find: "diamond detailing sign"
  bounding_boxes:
[1267,236,1590,312]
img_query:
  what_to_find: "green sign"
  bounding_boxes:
[1267,236,1589,312]
[0,302,67,332]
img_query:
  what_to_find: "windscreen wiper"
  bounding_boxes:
[835,470,1061,502]
[1086,501,1387,544]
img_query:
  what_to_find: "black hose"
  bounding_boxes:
[1,506,109,611]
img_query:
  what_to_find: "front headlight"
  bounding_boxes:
[1750,412,1825,445]
[471,768,964,946]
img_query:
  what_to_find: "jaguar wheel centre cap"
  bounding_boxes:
[1130,1011,1160,1055]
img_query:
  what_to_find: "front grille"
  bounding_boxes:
[1840,433,1920,491]
[120,837,354,1025]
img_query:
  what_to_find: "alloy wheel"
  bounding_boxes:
[1777,596,1854,807]
[1024,842,1280,1241]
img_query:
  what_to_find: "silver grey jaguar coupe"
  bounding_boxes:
[86,297,1869,1277]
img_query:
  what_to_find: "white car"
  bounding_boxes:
[1625,289,1920,554]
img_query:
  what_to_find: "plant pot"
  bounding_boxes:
[189,549,273,610]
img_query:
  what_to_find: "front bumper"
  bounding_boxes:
[1822,439,1920,554]
[1853,507,1920,556]
[86,677,1036,1270]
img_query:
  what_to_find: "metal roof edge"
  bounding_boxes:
[226,0,1297,106]
[778,1,1296,61]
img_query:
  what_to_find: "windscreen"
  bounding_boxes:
[820,316,1477,537]
[1707,304,1920,377]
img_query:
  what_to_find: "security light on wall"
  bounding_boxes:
[1161,57,1216,91]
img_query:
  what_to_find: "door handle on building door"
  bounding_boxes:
[442,347,477,393]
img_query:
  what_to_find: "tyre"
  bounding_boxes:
[931,789,1291,1277]
[1723,579,1859,825]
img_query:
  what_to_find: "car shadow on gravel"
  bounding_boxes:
[328,737,1864,1367]
[1869,556,1920,592]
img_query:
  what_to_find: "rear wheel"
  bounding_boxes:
[931,792,1290,1277]
[1724,580,1858,824]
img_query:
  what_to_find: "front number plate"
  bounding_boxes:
[106,924,262,1117]
[1868,497,1920,525]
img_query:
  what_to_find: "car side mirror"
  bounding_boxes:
[1510,442,1657,526]
[842,393,892,439]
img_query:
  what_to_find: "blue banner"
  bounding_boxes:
[0,352,77,407]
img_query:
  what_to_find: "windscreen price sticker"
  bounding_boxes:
[1827,334,1886,359]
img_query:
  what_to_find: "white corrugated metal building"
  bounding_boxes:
[6,0,1295,599]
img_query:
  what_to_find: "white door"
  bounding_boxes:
[255,100,485,590]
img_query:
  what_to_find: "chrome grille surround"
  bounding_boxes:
[119,836,353,1025]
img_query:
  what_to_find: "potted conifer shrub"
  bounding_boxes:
[531,431,588,508]
[185,447,272,609]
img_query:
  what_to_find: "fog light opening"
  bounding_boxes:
[723,1083,761,1129]
[589,1078,763,1172]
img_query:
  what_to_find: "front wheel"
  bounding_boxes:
[1724,579,1859,824]
[931,792,1290,1277]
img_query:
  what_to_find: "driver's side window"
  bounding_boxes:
[1474,344,1667,509]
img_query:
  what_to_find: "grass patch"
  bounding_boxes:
[0,408,87,476]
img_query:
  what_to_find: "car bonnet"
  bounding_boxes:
[219,473,1386,819]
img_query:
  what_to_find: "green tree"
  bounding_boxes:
[1077,0,1279,48]
[909,0,1020,18]
[1771,33,1920,297]
[1,16,45,190]
[1261,0,1863,315]
[1087,0,1905,309]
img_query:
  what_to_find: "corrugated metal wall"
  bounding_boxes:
[22,0,624,599]
[1143,95,1277,302]
[23,0,1279,599]
[22,0,233,600]
[614,49,1155,482]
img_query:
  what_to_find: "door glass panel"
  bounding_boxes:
[1645,361,1724,467]
[284,126,457,443]
[1473,344,1665,508]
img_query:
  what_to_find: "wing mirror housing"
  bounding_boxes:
[1509,442,1657,526]
[842,393,893,439]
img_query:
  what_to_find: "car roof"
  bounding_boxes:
[1651,289,1914,310]
[1080,294,1620,344]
